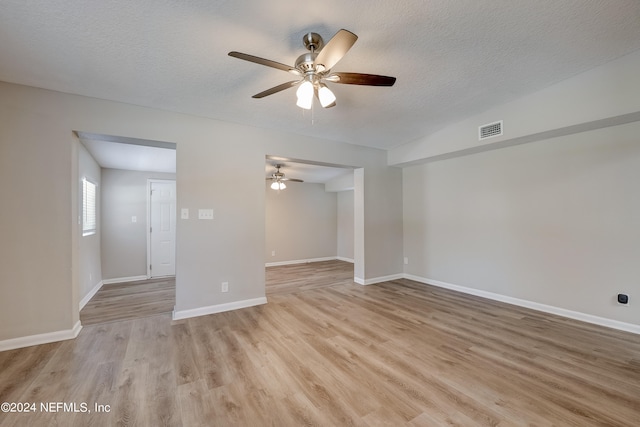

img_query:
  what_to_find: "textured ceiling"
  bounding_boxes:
[2,0,640,150]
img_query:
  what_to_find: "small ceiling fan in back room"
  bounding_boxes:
[266,164,303,191]
[229,29,396,109]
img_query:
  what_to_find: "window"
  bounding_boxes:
[82,178,96,236]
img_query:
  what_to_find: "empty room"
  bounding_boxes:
[1,1,639,426]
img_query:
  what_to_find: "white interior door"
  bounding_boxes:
[149,180,176,277]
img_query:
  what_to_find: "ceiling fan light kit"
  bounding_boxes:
[296,79,314,109]
[318,84,336,108]
[229,29,396,110]
[267,164,303,190]
[270,181,286,190]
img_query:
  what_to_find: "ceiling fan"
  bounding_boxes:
[229,29,396,109]
[267,164,303,190]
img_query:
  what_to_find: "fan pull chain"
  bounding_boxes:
[300,102,315,125]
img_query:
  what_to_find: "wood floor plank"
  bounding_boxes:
[0,342,61,404]
[177,379,214,427]
[1,260,639,426]
[80,277,175,325]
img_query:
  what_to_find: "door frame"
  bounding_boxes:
[146,179,177,278]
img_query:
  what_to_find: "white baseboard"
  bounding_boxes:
[102,275,149,285]
[0,321,82,352]
[355,273,404,286]
[404,274,640,335]
[337,257,354,263]
[265,257,337,267]
[172,297,268,321]
[79,280,103,310]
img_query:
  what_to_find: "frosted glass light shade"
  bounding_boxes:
[318,84,336,108]
[296,80,314,109]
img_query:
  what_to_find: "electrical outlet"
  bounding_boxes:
[617,293,629,305]
[181,208,189,219]
[404,257,409,265]
[221,282,229,293]
[272,250,276,256]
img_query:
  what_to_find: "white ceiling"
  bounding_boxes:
[80,138,177,174]
[2,1,640,150]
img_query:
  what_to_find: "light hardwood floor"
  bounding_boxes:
[1,260,639,426]
[265,259,354,295]
[80,277,176,325]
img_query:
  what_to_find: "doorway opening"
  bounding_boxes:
[74,132,177,325]
[264,155,358,295]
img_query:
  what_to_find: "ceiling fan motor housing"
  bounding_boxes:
[295,52,319,73]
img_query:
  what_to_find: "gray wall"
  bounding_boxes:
[394,48,640,330]
[403,121,640,325]
[265,182,337,264]
[1,85,75,339]
[337,190,354,261]
[101,168,176,280]
[0,80,402,342]
[77,143,102,302]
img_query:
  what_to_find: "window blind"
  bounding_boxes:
[83,178,96,236]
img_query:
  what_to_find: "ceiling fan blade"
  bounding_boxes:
[313,29,357,71]
[228,51,301,76]
[326,72,396,86]
[252,80,300,98]
[281,178,304,182]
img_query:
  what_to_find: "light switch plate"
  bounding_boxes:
[181,208,189,219]
[198,209,214,220]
